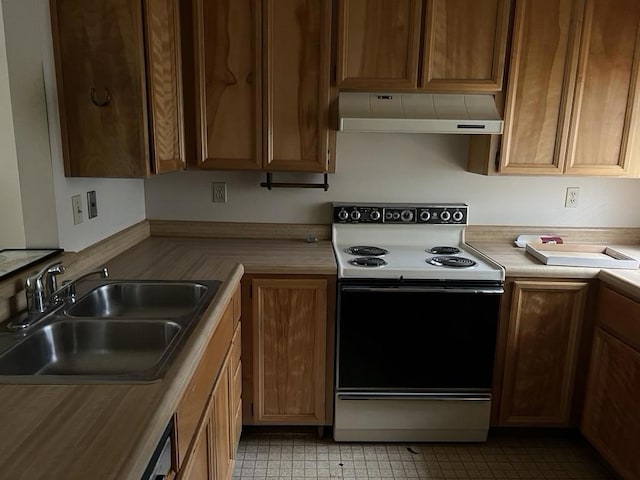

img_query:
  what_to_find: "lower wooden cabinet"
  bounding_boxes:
[241,275,335,425]
[494,279,590,425]
[175,285,241,480]
[581,285,640,480]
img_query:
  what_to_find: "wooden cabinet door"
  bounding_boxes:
[582,329,640,480]
[144,0,185,174]
[252,278,327,424]
[51,0,149,177]
[497,0,583,174]
[263,0,334,172]
[499,281,588,425]
[564,0,640,176]
[180,422,212,480]
[336,0,423,90]
[193,0,262,170]
[421,0,510,92]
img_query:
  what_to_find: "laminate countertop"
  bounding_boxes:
[0,236,336,480]
[469,241,640,300]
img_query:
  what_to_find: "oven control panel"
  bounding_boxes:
[333,203,468,225]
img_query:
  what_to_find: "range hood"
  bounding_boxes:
[338,92,503,134]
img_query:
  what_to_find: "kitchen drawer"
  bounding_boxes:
[596,285,640,351]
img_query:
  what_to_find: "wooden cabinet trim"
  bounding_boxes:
[499,280,588,425]
[420,0,511,92]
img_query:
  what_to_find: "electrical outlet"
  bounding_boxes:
[87,191,98,219]
[213,182,227,203]
[72,195,83,225]
[565,187,580,208]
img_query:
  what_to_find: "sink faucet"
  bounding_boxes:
[9,263,109,331]
[25,261,66,314]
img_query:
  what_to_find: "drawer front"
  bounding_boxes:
[597,285,640,351]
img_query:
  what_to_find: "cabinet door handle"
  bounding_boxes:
[90,87,111,107]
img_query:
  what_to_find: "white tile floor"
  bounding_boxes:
[232,429,616,479]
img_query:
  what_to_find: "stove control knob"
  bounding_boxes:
[401,209,414,222]
[370,210,381,221]
[338,209,349,221]
[452,210,464,222]
[385,211,393,220]
[440,210,451,222]
[419,210,431,222]
[350,209,361,221]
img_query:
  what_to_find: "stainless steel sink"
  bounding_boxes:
[66,282,209,318]
[0,319,180,378]
[0,279,221,382]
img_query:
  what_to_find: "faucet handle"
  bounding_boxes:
[25,261,64,291]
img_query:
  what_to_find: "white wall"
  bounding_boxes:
[3,0,58,248]
[0,0,146,253]
[0,1,25,248]
[145,133,640,227]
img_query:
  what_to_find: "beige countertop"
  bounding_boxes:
[0,236,336,480]
[469,240,640,299]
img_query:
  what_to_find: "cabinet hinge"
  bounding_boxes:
[494,149,501,172]
[251,403,254,416]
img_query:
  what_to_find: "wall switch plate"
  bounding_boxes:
[72,195,83,225]
[565,187,580,208]
[87,191,98,219]
[213,182,227,203]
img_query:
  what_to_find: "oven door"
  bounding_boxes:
[335,280,502,442]
[337,281,502,393]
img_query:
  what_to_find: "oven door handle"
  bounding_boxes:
[337,392,492,401]
[341,286,503,294]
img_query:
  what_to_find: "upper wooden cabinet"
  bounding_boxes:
[565,0,640,175]
[469,0,640,176]
[336,0,511,92]
[192,0,335,173]
[51,0,184,177]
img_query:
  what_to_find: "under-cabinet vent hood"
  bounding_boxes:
[338,92,503,134]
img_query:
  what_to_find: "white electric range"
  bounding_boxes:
[331,203,505,443]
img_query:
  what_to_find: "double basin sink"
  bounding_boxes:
[0,280,221,382]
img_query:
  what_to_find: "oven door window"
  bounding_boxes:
[337,286,500,391]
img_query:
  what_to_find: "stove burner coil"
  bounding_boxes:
[428,246,461,255]
[349,257,388,267]
[428,256,477,268]
[346,246,389,256]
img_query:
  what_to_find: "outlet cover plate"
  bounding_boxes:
[72,195,83,225]
[213,182,227,203]
[87,191,98,219]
